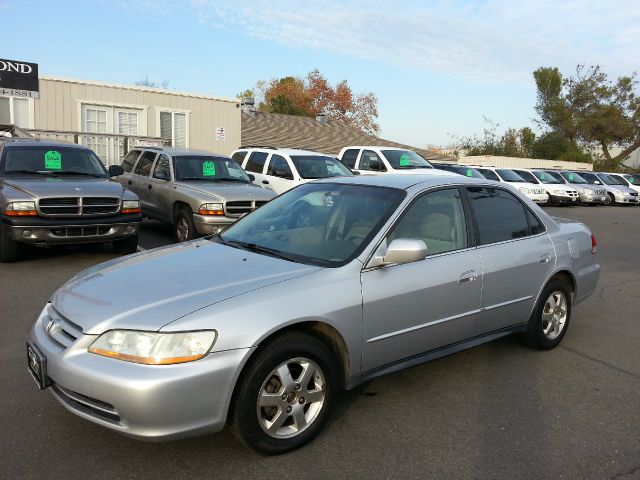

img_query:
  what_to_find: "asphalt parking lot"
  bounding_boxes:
[2,206,639,480]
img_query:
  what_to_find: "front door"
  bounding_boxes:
[147,154,174,222]
[361,187,483,371]
[265,154,295,194]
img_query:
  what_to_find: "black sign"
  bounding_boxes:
[0,58,39,98]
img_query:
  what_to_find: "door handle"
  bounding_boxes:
[459,270,478,284]
[147,185,152,190]
[539,254,551,264]
[262,180,270,185]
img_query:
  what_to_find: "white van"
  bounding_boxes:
[474,167,549,204]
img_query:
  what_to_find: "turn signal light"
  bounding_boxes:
[591,234,598,254]
[198,209,224,216]
[122,208,141,214]
[4,209,38,216]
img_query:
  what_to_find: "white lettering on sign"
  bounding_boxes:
[0,61,33,74]
[0,88,39,99]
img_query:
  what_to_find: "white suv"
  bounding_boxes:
[512,168,579,205]
[474,167,549,204]
[338,146,450,176]
[232,147,354,195]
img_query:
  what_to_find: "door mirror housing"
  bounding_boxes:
[247,173,256,182]
[154,171,170,180]
[274,168,294,180]
[108,165,124,177]
[372,238,428,267]
[351,169,361,175]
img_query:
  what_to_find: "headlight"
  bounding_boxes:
[121,200,140,214]
[519,187,530,194]
[198,203,224,215]
[4,201,37,216]
[89,330,217,365]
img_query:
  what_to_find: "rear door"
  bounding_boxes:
[119,149,142,191]
[146,154,173,222]
[130,151,158,212]
[465,186,554,330]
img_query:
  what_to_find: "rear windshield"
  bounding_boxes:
[290,156,353,179]
[173,155,250,182]
[496,169,526,182]
[1,146,107,177]
[381,150,434,170]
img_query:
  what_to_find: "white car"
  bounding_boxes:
[232,147,354,195]
[606,173,640,195]
[337,146,450,176]
[474,167,549,204]
[513,168,580,205]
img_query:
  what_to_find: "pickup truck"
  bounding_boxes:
[0,140,142,262]
[117,147,276,242]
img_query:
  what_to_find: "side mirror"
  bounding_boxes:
[274,168,293,180]
[109,165,124,177]
[154,171,170,180]
[351,169,361,175]
[374,238,428,266]
[247,173,256,182]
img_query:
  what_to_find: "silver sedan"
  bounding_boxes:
[27,175,600,454]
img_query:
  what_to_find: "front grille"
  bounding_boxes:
[38,197,120,217]
[43,305,83,349]
[51,226,112,238]
[52,384,121,424]
[225,200,264,217]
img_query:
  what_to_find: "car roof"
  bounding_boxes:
[314,173,494,190]
[137,147,230,157]
[1,140,91,150]
[341,146,413,151]
[235,147,330,156]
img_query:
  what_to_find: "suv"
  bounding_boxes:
[231,146,354,195]
[338,146,450,176]
[513,168,579,205]
[0,140,141,262]
[473,167,549,204]
[117,147,276,242]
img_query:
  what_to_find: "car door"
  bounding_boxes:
[361,187,483,371]
[146,154,174,222]
[130,150,158,213]
[465,186,554,330]
[243,151,269,186]
[119,149,142,191]
[355,150,387,175]
[264,154,296,194]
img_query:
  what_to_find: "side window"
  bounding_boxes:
[232,151,247,164]
[267,155,293,179]
[526,209,545,235]
[121,150,141,172]
[387,188,468,256]
[478,168,500,181]
[466,187,530,244]
[245,151,268,173]
[152,154,171,180]
[341,149,359,169]
[133,151,157,176]
[360,150,386,172]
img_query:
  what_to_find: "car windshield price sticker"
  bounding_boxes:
[568,174,575,181]
[44,150,62,170]
[399,154,410,167]
[466,169,473,177]
[202,160,216,176]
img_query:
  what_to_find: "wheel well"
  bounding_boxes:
[551,270,576,300]
[172,201,191,220]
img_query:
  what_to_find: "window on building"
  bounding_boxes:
[159,111,187,148]
[0,97,33,128]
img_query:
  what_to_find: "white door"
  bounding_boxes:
[264,154,297,194]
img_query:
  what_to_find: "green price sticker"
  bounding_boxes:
[44,150,62,170]
[540,173,545,180]
[399,154,410,167]
[466,169,473,177]
[568,174,575,181]
[202,160,216,176]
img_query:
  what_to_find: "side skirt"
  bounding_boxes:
[348,323,528,389]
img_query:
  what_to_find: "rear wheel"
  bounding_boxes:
[113,234,139,254]
[0,226,20,263]
[232,331,339,454]
[174,207,196,242]
[523,280,571,350]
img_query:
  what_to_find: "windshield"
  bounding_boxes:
[579,172,601,185]
[290,156,354,179]
[1,146,107,177]
[623,174,639,185]
[443,165,485,178]
[173,155,250,182]
[382,150,433,170]
[496,169,526,182]
[513,170,539,183]
[538,171,565,183]
[596,173,624,185]
[560,171,587,184]
[218,183,405,267]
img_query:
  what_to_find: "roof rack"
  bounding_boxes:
[0,137,42,143]
[239,145,277,150]
[137,145,164,151]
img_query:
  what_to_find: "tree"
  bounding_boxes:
[534,66,640,169]
[244,69,380,135]
[134,76,169,89]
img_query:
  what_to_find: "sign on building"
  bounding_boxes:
[0,58,39,98]
[216,127,225,142]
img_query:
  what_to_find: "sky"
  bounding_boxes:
[2,0,639,148]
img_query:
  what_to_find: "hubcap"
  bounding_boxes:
[176,217,189,242]
[256,357,326,439]
[542,290,568,340]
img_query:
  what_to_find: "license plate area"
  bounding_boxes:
[27,341,51,390]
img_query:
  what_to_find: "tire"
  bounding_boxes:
[0,226,20,263]
[523,280,572,350]
[605,193,614,206]
[113,233,139,254]
[174,206,196,242]
[231,331,339,455]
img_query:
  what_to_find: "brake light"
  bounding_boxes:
[591,234,598,254]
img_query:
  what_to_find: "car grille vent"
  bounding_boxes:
[43,305,83,349]
[52,384,121,424]
[38,197,120,216]
[225,200,265,217]
[51,226,112,238]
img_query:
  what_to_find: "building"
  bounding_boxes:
[458,155,594,171]
[0,76,241,165]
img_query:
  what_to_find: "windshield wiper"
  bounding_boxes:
[56,171,105,177]
[222,239,299,262]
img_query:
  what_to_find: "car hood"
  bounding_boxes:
[175,181,276,201]
[3,177,125,198]
[51,240,320,334]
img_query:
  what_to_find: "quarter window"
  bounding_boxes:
[267,155,293,179]
[245,151,268,173]
[466,187,530,244]
[134,151,157,176]
[232,151,247,163]
[341,149,359,169]
[387,188,468,256]
[121,150,141,172]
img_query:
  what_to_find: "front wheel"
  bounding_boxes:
[174,207,196,242]
[523,280,572,350]
[232,331,339,454]
[0,226,21,263]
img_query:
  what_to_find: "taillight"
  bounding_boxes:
[591,234,598,254]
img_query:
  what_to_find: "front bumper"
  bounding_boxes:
[549,194,579,204]
[613,194,638,204]
[523,192,549,204]
[30,307,251,441]
[578,192,607,204]
[192,213,236,236]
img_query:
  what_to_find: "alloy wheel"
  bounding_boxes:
[176,216,189,242]
[541,290,568,340]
